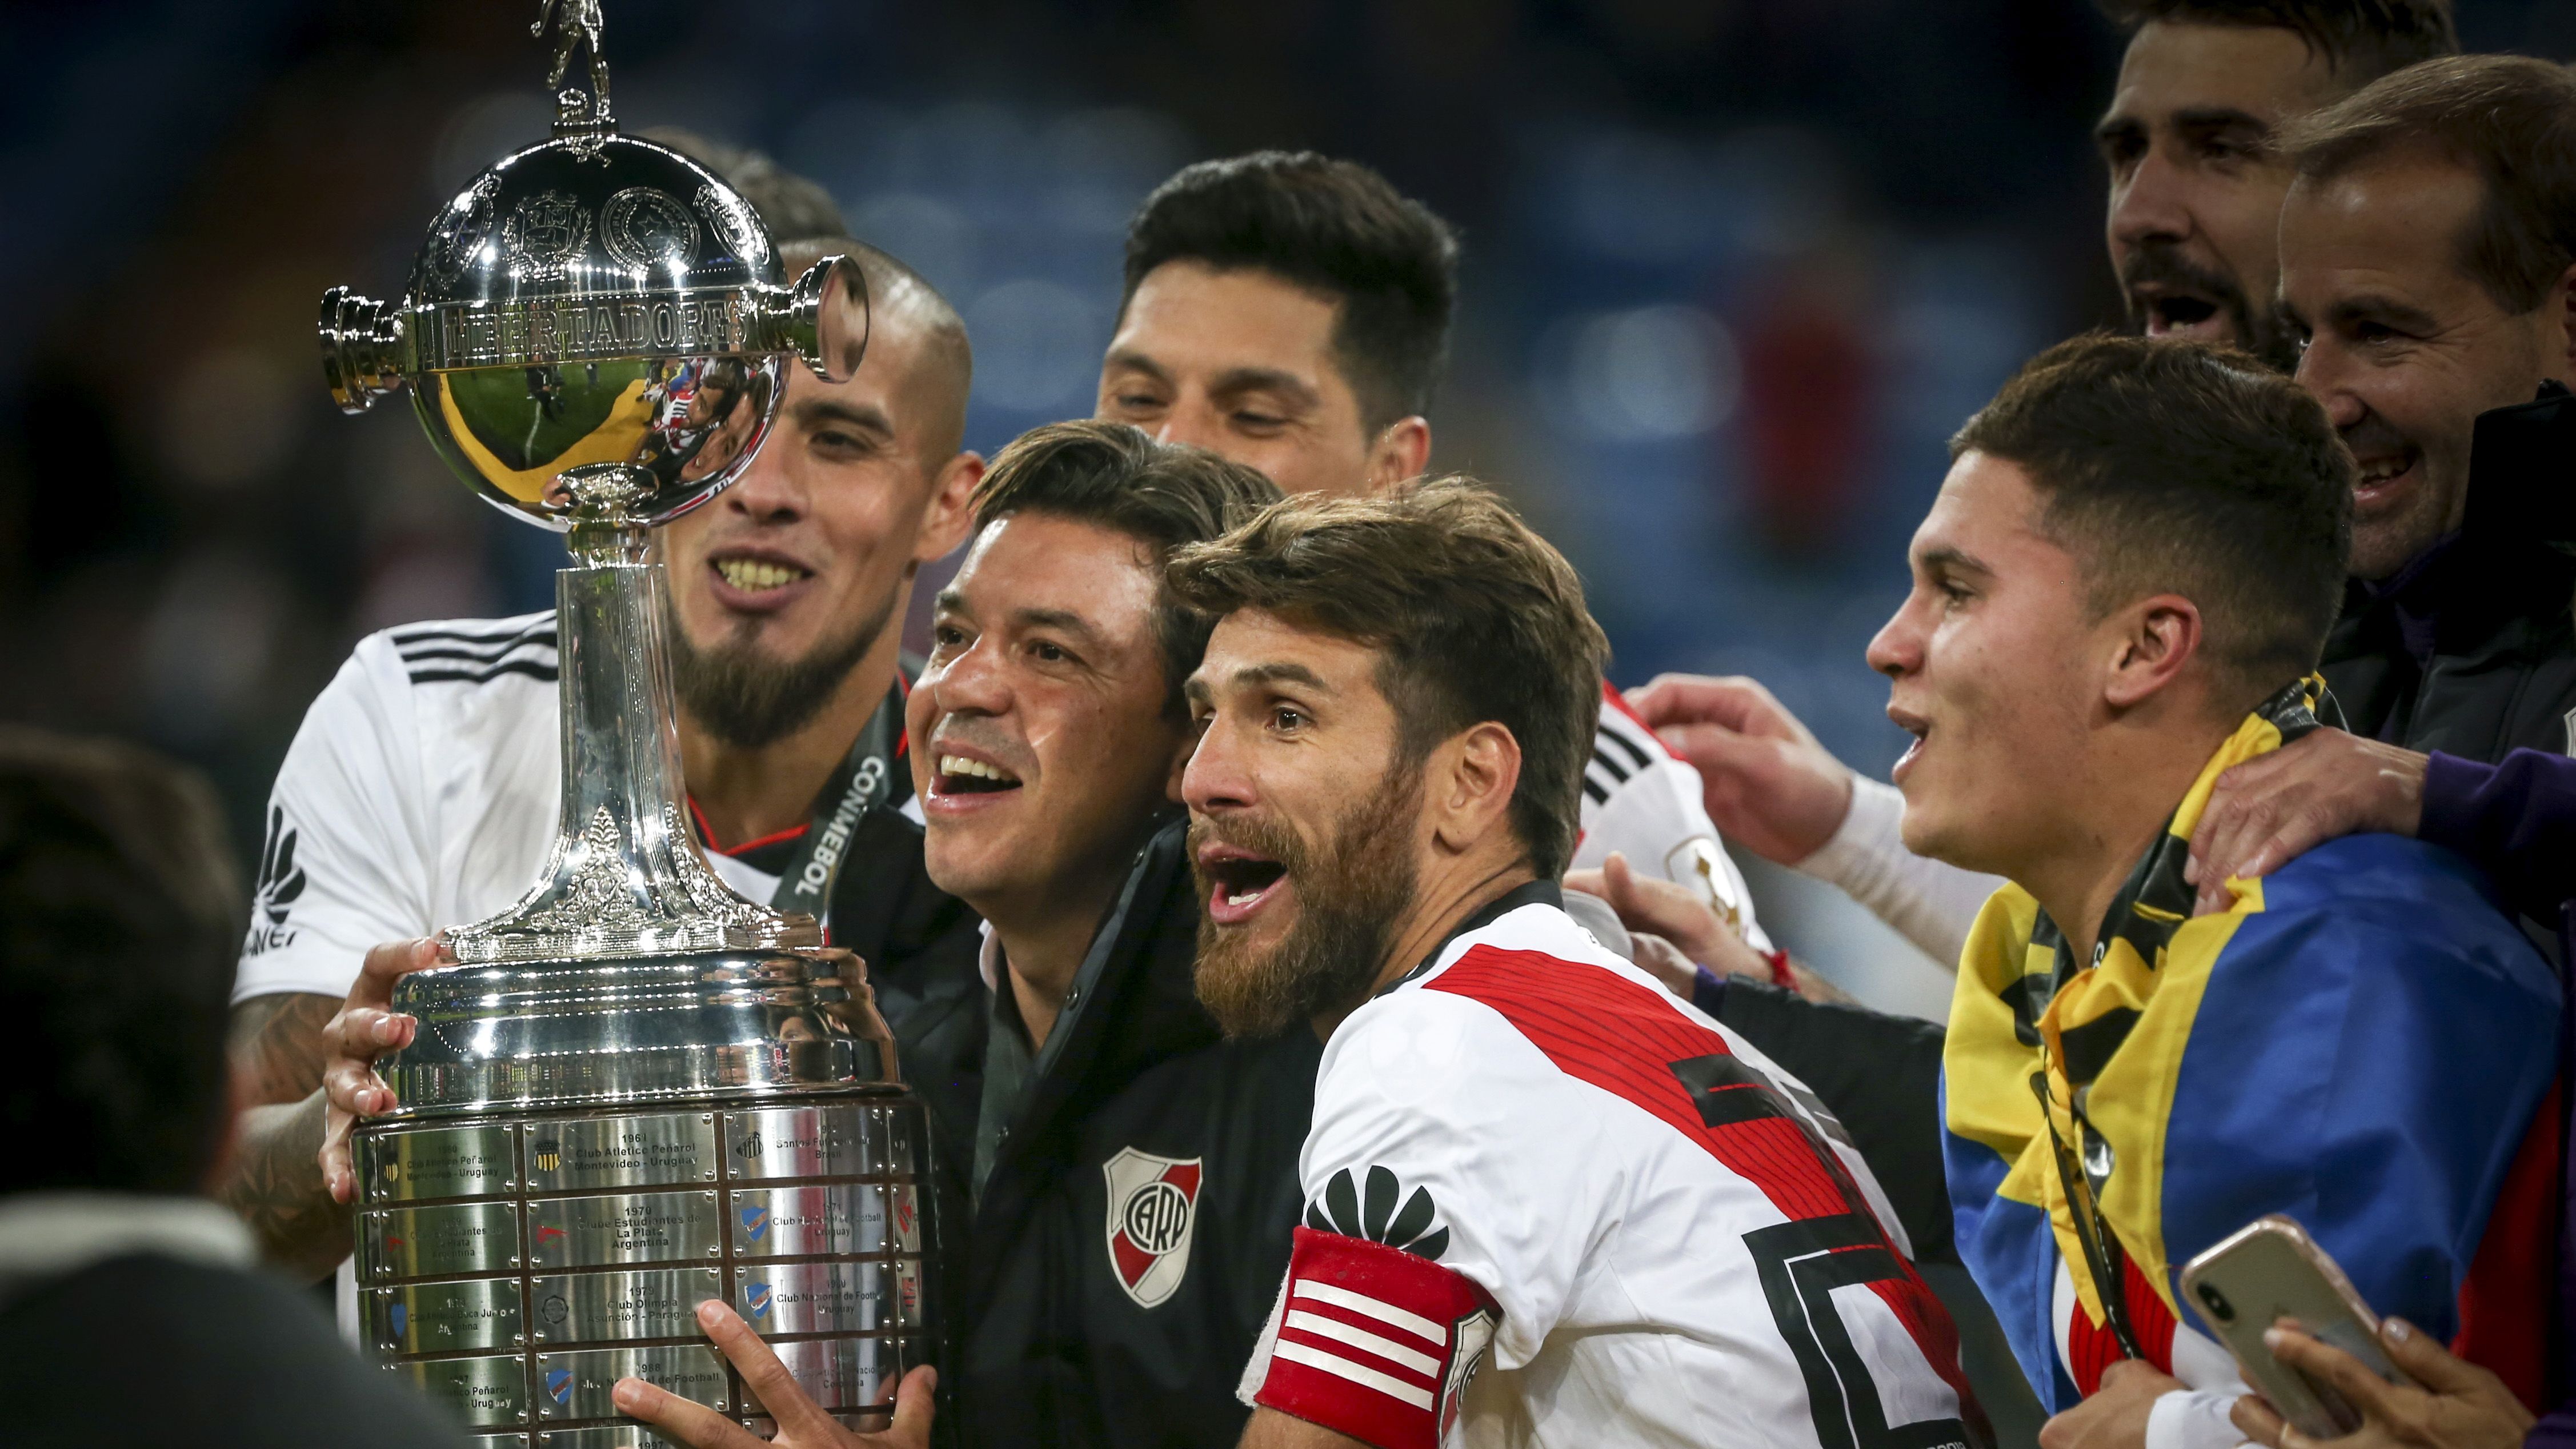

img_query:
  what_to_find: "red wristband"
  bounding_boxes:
[1765,949,1796,991]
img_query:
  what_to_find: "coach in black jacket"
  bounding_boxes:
[898,423,1311,1448]
[2317,384,2576,760]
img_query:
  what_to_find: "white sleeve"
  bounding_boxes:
[2146,1389,2255,1449]
[1294,992,1591,1372]
[1789,775,2001,970]
[230,639,438,1004]
[1238,991,1574,1448]
[1576,695,1772,953]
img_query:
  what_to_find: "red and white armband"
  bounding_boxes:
[1248,1227,1501,1449]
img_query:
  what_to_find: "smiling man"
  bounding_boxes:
[1099,151,1773,972]
[1161,481,1976,1449]
[221,214,988,1315]
[612,423,1308,1449]
[2094,1,2455,370]
[902,423,1315,1447]
[2261,54,2576,763]
[1902,335,2557,1449]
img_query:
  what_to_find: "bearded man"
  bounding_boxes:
[1173,481,1978,1449]
[218,212,987,1334]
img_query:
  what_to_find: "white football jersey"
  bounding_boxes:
[232,611,792,1007]
[1574,685,1770,953]
[1239,891,1972,1449]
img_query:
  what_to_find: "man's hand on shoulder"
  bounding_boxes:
[2186,730,2427,916]
[2039,1360,2183,1449]
[614,1301,934,1449]
[1624,674,1855,865]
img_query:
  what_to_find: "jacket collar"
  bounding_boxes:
[2351,383,2576,659]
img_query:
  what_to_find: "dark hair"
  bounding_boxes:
[2094,1,2457,87]
[0,728,244,1196]
[638,127,850,241]
[2283,55,2576,314]
[1124,151,1460,433]
[971,422,1285,717]
[1164,478,1608,878]
[1952,334,2353,710]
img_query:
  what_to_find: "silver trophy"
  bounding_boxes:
[318,8,928,1441]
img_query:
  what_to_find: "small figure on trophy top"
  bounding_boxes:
[535,0,612,132]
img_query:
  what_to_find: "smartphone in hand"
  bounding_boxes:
[2180,1215,2411,1438]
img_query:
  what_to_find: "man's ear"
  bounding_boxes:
[1428,721,1522,856]
[915,451,986,565]
[1365,417,1433,491]
[2102,593,2204,711]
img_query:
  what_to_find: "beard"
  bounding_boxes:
[666,590,894,750]
[1191,764,1423,1040]
[2120,239,2303,374]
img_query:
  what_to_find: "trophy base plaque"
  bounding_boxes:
[357,1093,927,1442]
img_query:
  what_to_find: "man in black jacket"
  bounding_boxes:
[618,422,1305,1449]
[906,423,1306,1448]
[2266,55,2576,759]
[0,727,470,1448]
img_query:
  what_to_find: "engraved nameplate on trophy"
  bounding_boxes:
[528,1191,722,1268]
[366,1123,518,1204]
[534,1346,731,1421]
[368,1278,529,1354]
[523,1114,720,1192]
[365,1201,524,1279]
[527,1268,724,1343]
[395,1354,534,1428]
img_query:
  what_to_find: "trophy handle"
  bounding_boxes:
[762,254,871,384]
[319,287,405,415]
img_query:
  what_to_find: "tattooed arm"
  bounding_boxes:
[218,939,450,1282]
[219,992,348,1282]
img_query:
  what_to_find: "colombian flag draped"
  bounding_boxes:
[1941,681,2562,1412]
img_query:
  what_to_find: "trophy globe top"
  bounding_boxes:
[320,134,868,534]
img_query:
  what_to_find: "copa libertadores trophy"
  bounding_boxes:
[318,8,930,1442]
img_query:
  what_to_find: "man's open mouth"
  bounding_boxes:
[1199,846,1288,925]
[712,555,814,594]
[2142,289,2219,333]
[936,754,1023,795]
[1889,707,1931,783]
[2353,451,2419,509]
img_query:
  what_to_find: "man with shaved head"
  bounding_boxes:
[217,149,992,1331]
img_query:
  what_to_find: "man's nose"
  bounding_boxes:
[2295,343,2367,430]
[1153,397,1225,454]
[1181,719,1253,816]
[930,637,1012,716]
[2109,146,2194,252]
[720,431,808,521]
[1866,601,1925,681]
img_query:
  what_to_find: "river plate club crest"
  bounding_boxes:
[1104,1147,1201,1309]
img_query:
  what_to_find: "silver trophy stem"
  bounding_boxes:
[447,505,818,967]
